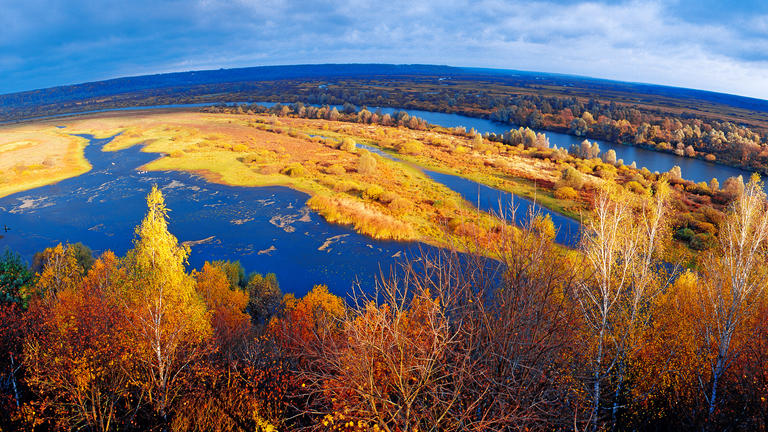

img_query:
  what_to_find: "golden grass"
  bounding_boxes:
[0,124,91,198]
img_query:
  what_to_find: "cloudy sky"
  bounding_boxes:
[2,0,768,99]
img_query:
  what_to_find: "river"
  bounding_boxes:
[1,102,744,294]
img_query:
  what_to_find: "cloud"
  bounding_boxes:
[1,0,767,99]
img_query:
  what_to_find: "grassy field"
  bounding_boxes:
[0,124,91,198]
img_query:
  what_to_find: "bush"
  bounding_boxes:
[690,233,715,250]
[452,145,469,155]
[363,185,385,201]
[675,227,694,242]
[625,181,646,195]
[379,191,399,204]
[340,138,357,152]
[324,164,346,175]
[358,151,378,175]
[397,140,424,155]
[554,186,579,200]
[388,197,412,215]
[281,163,307,177]
[559,166,585,190]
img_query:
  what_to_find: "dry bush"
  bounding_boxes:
[323,164,346,175]
[282,211,581,431]
[357,151,377,175]
[307,195,416,240]
[554,186,579,200]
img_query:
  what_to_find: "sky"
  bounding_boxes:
[2,0,768,99]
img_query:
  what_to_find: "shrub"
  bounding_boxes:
[388,197,412,215]
[340,138,357,152]
[324,164,346,175]
[379,191,399,204]
[625,181,646,195]
[397,140,424,155]
[232,144,248,152]
[363,185,385,201]
[675,227,694,242]
[358,151,378,175]
[554,186,579,200]
[281,163,306,177]
[452,145,469,155]
[559,166,585,190]
[690,232,715,250]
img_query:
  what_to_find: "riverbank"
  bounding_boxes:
[0,124,91,198]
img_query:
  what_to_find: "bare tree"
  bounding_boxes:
[575,182,673,430]
[284,211,580,431]
[699,177,768,417]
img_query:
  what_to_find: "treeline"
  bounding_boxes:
[3,178,768,430]
[489,95,768,173]
[7,73,768,176]
[202,101,432,130]
[295,83,768,174]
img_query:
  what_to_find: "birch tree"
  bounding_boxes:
[576,182,672,430]
[699,177,768,417]
[124,185,211,423]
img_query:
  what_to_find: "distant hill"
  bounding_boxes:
[3,63,768,123]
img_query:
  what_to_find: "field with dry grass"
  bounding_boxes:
[0,124,91,198]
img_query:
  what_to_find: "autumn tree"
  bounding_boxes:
[245,272,282,325]
[194,262,250,358]
[357,150,377,175]
[0,250,33,425]
[698,176,768,419]
[288,212,580,431]
[123,185,212,423]
[576,182,672,430]
[24,251,131,431]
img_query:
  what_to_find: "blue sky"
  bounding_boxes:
[2,0,768,99]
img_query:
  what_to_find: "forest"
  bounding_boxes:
[3,162,768,430]
[4,65,768,177]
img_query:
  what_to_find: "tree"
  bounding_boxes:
[576,183,672,430]
[339,137,356,152]
[699,177,768,418]
[710,177,720,192]
[245,272,281,325]
[0,252,31,424]
[210,260,246,290]
[601,149,617,165]
[24,251,131,432]
[0,250,34,306]
[668,165,682,181]
[194,263,250,358]
[123,185,212,423]
[287,213,580,431]
[34,244,84,300]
